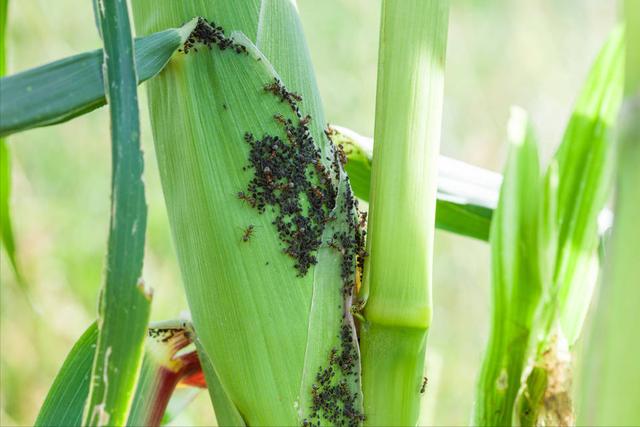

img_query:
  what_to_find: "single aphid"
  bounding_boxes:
[420,376,428,394]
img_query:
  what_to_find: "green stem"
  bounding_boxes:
[360,1,449,424]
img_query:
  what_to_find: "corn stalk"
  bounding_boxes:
[359,1,449,424]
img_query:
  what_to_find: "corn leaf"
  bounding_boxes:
[474,107,542,426]
[551,27,624,345]
[35,323,98,427]
[82,1,151,425]
[193,338,245,426]
[511,28,624,427]
[330,125,497,241]
[359,1,449,424]
[579,8,640,424]
[132,3,364,423]
[0,24,195,138]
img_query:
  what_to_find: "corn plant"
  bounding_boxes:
[0,0,637,426]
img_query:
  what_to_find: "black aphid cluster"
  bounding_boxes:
[243,78,367,424]
[242,78,337,276]
[180,17,248,55]
[304,147,368,426]
[304,322,365,427]
[147,327,191,349]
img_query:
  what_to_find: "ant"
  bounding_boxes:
[242,225,255,242]
[420,376,428,394]
[237,191,256,207]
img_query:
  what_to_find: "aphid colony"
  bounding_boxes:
[180,17,248,55]
[241,78,338,276]
[181,19,368,426]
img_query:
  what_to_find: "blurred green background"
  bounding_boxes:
[0,0,615,425]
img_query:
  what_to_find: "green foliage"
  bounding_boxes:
[0,25,193,138]
[474,107,542,426]
[550,27,624,345]
[35,323,98,427]
[82,1,151,425]
[475,28,625,426]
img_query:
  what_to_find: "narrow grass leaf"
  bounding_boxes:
[474,107,542,426]
[359,1,449,424]
[0,23,196,138]
[35,323,98,427]
[552,27,624,345]
[83,1,151,425]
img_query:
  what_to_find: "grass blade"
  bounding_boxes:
[359,1,449,424]
[330,125,497,241]
[473,107,542,426]
[82,1,151,425]
[0,24,195,138]
[578,7,640,424]
[513,28,624,426]
[35,323,98,427]
[551,27,624,345]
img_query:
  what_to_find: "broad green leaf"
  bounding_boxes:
[0,24,195,138]
[35,323,98,427]
[579,9,640,424]
[131,6,364,424]
[552,26,624,345]
[330,125,497,241]
[83,1,151,425]
[474,107,542,427]
[359,1,449,424]
[193,337,245,426]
